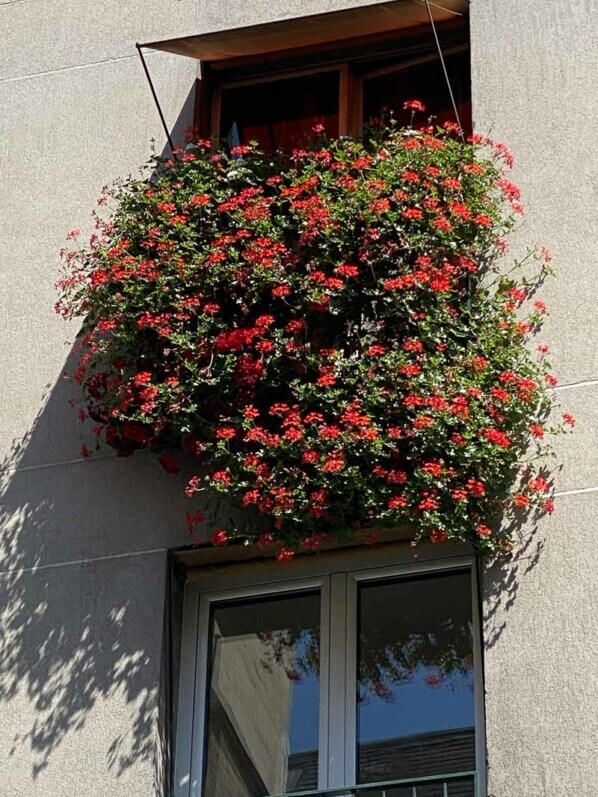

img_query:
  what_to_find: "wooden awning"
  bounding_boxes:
[139,0,468,63]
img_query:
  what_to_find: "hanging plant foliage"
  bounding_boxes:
[56,112,572,556]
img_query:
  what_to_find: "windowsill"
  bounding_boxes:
[172,525,474,571]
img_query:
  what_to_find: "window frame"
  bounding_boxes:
[199,19,470,145]
[174,544,486,797]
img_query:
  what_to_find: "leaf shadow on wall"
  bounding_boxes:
[0,87,204,790]
[482,504,548,653]
[0,352,179,789]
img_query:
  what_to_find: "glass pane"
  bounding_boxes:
[363,51,472,137]
[203,591,320,796]
[220,71,339,152]
[357,571,475,789]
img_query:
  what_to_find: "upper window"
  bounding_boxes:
[205,19,471,150]
[174,549,483,797]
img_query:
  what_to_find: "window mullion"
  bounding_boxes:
[318,575,332,790]
[344,574,358,787]
[326,572,348,788]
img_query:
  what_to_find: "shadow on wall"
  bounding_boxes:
[0,86,199,792]
[483,523,545,652]
[0,357,176,790]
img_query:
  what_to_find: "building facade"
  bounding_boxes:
[1,1,597,795]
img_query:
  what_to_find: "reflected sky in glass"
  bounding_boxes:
[357,571,475,783]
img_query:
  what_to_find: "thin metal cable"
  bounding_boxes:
[423,0,467,142]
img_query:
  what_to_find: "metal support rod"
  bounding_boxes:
[423,0,466,141]
[136,43,178,159]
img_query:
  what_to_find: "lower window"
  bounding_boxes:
[175,551,483,797]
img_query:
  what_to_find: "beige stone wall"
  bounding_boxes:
[471,0,598,794]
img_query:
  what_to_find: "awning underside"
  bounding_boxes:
[140,0,468,63]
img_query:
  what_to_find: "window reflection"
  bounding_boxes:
[203,592,320,796]
[357,571,475,790]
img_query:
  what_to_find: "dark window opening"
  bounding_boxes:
[219,71,340,152]
[362,49,472,136]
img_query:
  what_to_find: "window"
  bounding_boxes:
[174,547,484,797]
[205,18,471,150]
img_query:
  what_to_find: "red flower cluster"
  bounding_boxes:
[57,120,568,554]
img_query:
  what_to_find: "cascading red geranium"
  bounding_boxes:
[56,114,572,554]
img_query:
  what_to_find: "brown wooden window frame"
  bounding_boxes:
[195,19,470,146]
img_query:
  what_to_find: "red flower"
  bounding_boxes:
[403,208,423,221]
[464,163,485,175]
[284,427,304,443]
[418,491,439,512]
[216,426,236,440]
[413,415,434,430]
[285,319,306,334]
[483,428,511,448]
[322,456,345,473]
[421,461,443,477]
[185,476,201,497]
[242,489,260,506]
[210,528,228,546]
[257,533,274,548]
[337,264,359,278]
[466,478,486,497]
[388,427,404,439]
[319,425,342,440]
[387,469,407,484]
[159,453,180,474]
[403,339,423,353]
[442,177,461,190]
[211,470,232,486]
[433,217,452,233]
[190,194,210,206]
[59,124,564,559]
[276,548,295,562]
[529,423,544,439]
[529,476,549,493]
[513,493,530,509]
[403,99,426,112]
[302,450,319,464]
[562,413,576,427]
[122,422,154,445]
